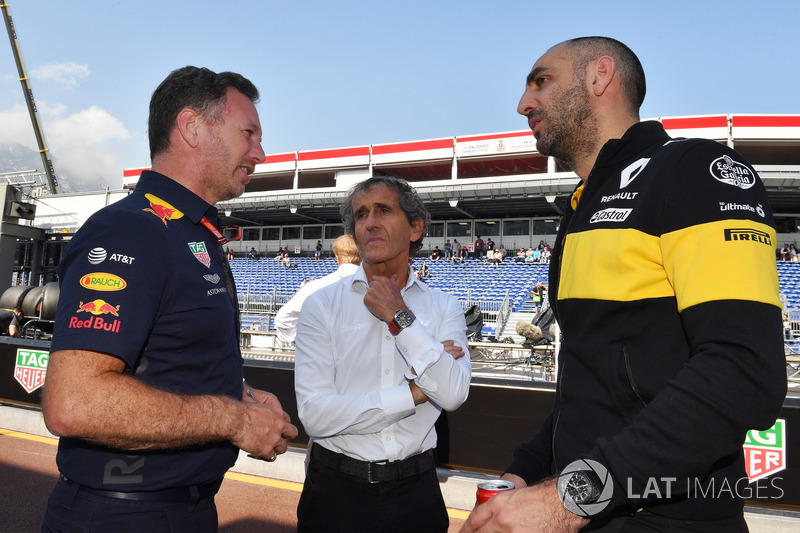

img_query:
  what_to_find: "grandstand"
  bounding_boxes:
[16,113,800,355]
[233,255,551,339]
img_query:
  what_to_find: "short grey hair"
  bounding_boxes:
[340,175,431,257]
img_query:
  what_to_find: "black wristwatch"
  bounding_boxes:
[563,470,602,505]
[388,309,415,335]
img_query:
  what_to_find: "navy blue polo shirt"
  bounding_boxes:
[51,170,243,491]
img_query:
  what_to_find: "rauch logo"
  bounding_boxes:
[80,272,126,291]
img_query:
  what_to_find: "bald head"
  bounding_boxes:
[556,36,646,117]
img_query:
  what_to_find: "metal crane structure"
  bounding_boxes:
[1,0,59,194]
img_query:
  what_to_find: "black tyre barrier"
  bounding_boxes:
[40,282,59,322]
[0,286,35,310]
[21,286,44,318]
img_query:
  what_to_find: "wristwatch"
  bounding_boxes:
[563,470,602,505]
[388,309,416,335]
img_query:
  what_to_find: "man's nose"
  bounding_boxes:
[517,88,537,117]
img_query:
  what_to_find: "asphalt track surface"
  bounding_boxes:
[0,429,467,533]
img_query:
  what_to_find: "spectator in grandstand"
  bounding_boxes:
[314,240,322,260]
[41,66,297,533]
[785,314,794,340]
[463,36,785,533]
[486,237,495,253]
[474,235,485,259]
[490,248,503,267]
[453,244,466,265]
[529,281,545,310]
[248,246,258,259]
[0,306,23,337]
[281,252,292,268]
[516,247,526,261]
[226,247,234,260]
[499,244,507,259]
[524,246,536,262]
[540,244,552,263]
[420,260,431,279]
[275,234,360,344]
[790,243,798,261]
[294,175,471,532]
[444,239,453,259]
[454,238,462,259]
[429,245,442,260]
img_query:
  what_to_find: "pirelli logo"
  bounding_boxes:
[723,228,772,246]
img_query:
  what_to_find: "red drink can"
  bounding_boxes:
[476,480,515,505]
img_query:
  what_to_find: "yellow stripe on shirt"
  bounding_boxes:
[661,219,781,312]
[559,228,674,302]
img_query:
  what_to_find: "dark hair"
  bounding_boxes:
[562,36,646,114]
[148,66,259,159]
[340,176,431,257]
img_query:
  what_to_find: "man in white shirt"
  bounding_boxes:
[274,234,360,344]
[294,176,472,532]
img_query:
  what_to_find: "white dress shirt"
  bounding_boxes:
[294,264,471,462]
[274,263,360,343]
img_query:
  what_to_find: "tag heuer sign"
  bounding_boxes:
[744,419,786,482]
[14,348,49,394]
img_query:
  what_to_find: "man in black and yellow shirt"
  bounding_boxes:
[463,37,785,532]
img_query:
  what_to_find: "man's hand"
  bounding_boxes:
[460,478,588,533]
[363,274,406,323]
[234,388,298,461]
[442,339,465,359]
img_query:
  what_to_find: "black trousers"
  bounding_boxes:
[41,477,218,533]
[297,452,449,532]
[587,509,749,532]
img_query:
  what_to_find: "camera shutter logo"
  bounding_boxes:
[557,459,614,517]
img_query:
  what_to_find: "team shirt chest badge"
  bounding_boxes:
[188,242,211,268]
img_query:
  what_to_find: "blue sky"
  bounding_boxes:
[1,0,798,191]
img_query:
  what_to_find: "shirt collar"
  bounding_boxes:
[350,264,425,294]
[134,170,216,224]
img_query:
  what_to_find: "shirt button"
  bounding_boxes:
[385,369,390,374]
[402,347,408,353]
[386,436,391,441]
[386,335,391,340]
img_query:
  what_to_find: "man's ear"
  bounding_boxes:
[175,108,203,149]
[410,218,424,241]
[590,55,616,97]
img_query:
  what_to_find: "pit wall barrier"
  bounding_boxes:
[2,337,799,510]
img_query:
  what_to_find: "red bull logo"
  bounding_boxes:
[80,273,126,291]
[68,315,122,333]
[77,299,120,316]
[143,193,184,226]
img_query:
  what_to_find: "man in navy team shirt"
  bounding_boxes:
[41,66,298,532]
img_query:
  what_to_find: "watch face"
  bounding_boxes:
[565,471,599,505]
[394,309,415,329]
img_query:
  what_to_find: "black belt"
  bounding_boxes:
[311,444,435,484]
[59,474,222,503]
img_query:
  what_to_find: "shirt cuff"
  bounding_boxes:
[380,383,416,416]
[395,320,442,379]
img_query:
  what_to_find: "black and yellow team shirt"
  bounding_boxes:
[508,121,787,522]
